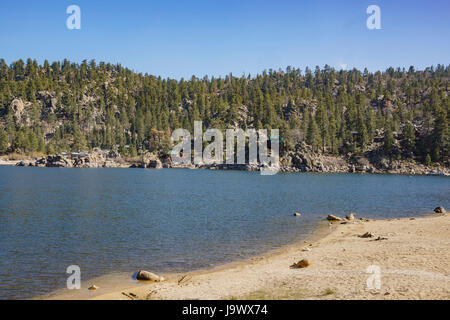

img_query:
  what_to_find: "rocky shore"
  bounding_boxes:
[1,143,448,176]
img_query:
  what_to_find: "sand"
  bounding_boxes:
[48,213,450,300]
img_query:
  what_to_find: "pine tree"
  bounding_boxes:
[306,115,320,152]
[425,153,432,165]
[0,127,8,153]
[0,59,447,164]
[431,106,448,162]
[383,120,395,154]
[315,103,329,153]
[402,121,416,156]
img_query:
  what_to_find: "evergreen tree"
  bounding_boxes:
[0,127,8,153]
[0,59,447,164]
[402,121,416,156]
[431,106,448,162]
[306,115,320,152]
[383,120,395,154]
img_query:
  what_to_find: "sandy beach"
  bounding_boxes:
[47,212,450,300]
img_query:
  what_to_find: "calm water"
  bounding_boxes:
[0,166,448,299]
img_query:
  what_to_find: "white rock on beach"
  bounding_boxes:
[346,213,356,220]
[327,214,343,221]
[136,270,165,282]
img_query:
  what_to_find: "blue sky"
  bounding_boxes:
[0,0,449,79]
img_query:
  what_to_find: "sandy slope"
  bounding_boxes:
[79,213,450,300]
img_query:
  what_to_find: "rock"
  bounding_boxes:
[359,232,374,238]
[302,247,311,252]
[327,214,343,221]
[136,270,165,282]
[146,159,162,169]
[45,155,72,168]
[293,212,302,217]
[434,206,446,214]
[346,213,356,220]
[88,285,98,290]
[16,160,32,167]
[10,98,25,121]
[291,259,312,268]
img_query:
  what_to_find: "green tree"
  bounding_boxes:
[431,106,448,162]
[401,121,416,156]
[306,115,320,152]
[0,127,8,153]
[383,120,395,154]
[425,153,432,165]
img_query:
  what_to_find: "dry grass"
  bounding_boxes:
[1,152,46,161]
[234,286,309,300]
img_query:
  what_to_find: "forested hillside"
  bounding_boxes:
[0,59,448,165]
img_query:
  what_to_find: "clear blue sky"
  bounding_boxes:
[0,0,449,79]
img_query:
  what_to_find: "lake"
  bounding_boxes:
[0,166,448,299]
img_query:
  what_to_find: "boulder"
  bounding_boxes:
[16,160,32,167]
[46,155,72,167]
[346,213,356,220]
[10,98,25,121]
[434,206,446,214]
[291,259,312,268]
[359,232,374,238]
[327,214,343,221]
[136,270,165,282]
[146,159,162,169]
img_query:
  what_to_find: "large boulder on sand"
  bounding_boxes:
[136,270,165,282]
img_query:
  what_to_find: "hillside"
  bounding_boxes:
[0,59,448,170]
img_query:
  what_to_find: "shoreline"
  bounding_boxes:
[39,219,332,300]
[44,212,450,300]
[1,158,449,177]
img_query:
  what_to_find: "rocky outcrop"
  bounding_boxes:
[10,99,25,122]
[7,143,449,176]
[38,91,58,114]
[282,142,354,173]
[130,152,163,169]
[45,155,73,168]
[16,160,33,167]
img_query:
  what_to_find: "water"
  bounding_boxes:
[0,166,448,299]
